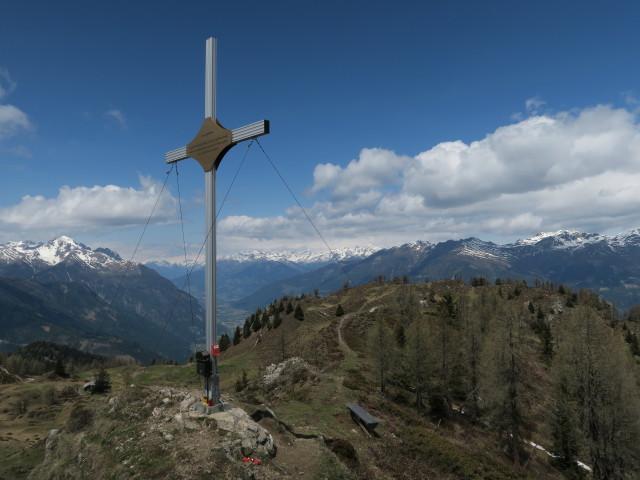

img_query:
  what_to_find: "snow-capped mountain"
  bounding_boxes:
[0,236,125,275]
[222,244,381,264]
[0,236,204,361]
[3,229,640,355]
[232,229,640,312]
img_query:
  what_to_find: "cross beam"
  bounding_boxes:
[164,37,269,413]
[165,120,269,165]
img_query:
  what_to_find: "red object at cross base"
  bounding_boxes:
[211,344,220,356]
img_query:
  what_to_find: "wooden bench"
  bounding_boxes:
[345,403,379,435]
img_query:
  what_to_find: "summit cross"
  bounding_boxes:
[164,37,269,412]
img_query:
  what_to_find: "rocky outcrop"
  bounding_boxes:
[190,407,276,457]
[0,365,22,384]
[145,386,276,459]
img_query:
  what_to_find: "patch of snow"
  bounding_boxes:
[0,236,127,271]
[223,244,381,264]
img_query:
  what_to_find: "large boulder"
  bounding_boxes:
[206,407,276,457]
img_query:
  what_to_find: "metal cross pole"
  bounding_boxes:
[165,37,269,413]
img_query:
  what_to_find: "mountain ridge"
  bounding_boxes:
[0,236,205,361]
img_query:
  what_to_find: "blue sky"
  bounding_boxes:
[2,1,640,262]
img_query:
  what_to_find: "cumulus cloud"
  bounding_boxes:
[0,69,33,140]
[215,103,640,254]
[525,96,546,114]
[0,175,178,238]
[105,108,126,129]
[310,148,410,198]
[0,104,31,140]
[0,68,17,100]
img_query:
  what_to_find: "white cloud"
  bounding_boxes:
[105,108,126,129]
[310,147,409,198]
[0,68,33,140]
[0,68,17,100]
[0,175,178,238]
[525,96,546,113]
[0,104,32,139]
[214,104,640,254]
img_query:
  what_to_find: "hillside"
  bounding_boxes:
[0,237,205,362]
[2,279,640,479]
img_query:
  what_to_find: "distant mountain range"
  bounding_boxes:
[2,230,639,361]
[145,245,381,326]
[146,230,640,315]
[0,237,204,362]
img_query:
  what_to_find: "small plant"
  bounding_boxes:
[235,369,249,392]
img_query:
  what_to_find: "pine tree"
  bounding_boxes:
[273,311,282,328]
[624,329,640,356]
[406,316,429,413]
[370,314,393,394]
[528,301,535,314]
[286,301,293,314]
[219,333,231,352]
[550,381,585,480]
[54,358,66,377]
[467,304,483,420]
[335,304,344,317]
[557,306,640,478]
[480,303,530,464]
[233,326,241,345]
[294,304,304,321]
[91,367,112,395]
[431,292,458,417]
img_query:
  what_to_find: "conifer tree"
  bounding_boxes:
[431,292,459,417]
[335,304,345,317]
[219,333,231,352]
[91,367,111,395]
[294,304,304,321]
[233,326,241,345]
[54,358,66,377]
[557,306,640,478]
[370,313,394,394]
[528,301,535,314]
[550,380,584,479]
[273,311,282,328]
[459,295,484,420]
[480,303,531,464]
[406,316,429,413]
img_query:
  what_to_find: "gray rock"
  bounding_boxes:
[211,408,276,457]
[45,429,58,457]
[173,412,199,431]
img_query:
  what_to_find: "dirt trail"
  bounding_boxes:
[269,436,322,479]
[336,314,354,356]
